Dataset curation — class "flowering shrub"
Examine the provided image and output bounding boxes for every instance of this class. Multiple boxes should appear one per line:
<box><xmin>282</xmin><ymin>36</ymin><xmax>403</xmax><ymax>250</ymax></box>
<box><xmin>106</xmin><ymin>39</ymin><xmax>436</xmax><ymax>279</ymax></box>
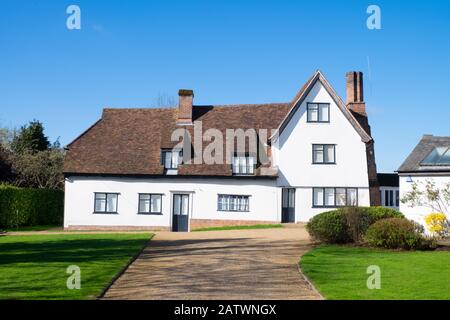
<box><xmin>365</xmin><ymin>218</ymin><xmax>437</xmax><ymax>250</ymax></box>
<box><xmin>424</xmin><ymin>212</ymin><xmax>449</xmax><ymax>238</ymax></box>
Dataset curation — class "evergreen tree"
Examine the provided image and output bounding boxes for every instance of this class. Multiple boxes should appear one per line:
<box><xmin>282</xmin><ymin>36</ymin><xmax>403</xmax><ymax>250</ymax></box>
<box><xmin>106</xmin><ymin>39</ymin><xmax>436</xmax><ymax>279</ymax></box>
<box><xmin>11</xmin><ymin>120</ymin><xmax>50</xmax><ymax>153</ymax></box>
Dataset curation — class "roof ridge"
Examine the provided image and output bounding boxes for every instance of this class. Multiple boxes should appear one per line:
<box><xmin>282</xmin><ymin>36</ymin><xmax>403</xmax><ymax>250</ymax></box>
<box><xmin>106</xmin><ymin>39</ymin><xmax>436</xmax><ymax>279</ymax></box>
<box><xmin>102</xmin><ymin>103</ymin><xmax>290</xmax><ymax>112</ymax></box>
<box><xmin>103</xmin><ymin>107</ymin><xmax>176</xmax><ymax>111</ymax></box>
<box><xmin>195</xmin><ymin>102</ymin><xmax>290</xmax><ymax>108</ymax></box>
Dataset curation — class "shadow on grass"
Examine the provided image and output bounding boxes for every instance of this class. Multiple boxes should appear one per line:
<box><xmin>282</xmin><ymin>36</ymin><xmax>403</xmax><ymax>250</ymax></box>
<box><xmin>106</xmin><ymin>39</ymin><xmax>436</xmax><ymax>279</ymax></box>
<box><xmin>0</xmin><ymin>238</ymin><xmax>150</xmax><ymax>265</ymax></box>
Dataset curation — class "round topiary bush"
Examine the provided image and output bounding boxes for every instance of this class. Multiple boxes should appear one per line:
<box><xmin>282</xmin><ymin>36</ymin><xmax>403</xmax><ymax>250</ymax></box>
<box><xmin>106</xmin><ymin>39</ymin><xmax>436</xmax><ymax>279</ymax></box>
<box><xmin>306</xmin><ymin>210</ymin><xmax>350</xmax><ymax>243</ymax></box>
<box><xmin>306</xmin><ymin>206</ymin><xmax>404</xmax><ymax>244</ymax></box>
<box><xmin>364</xmin><ymin>217</ymin><xmax>436</xmax><ymax>250</ymax></box>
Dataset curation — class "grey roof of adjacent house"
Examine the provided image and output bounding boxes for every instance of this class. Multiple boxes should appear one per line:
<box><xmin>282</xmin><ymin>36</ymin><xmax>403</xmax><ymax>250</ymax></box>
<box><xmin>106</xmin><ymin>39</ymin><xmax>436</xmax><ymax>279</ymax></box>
<box><xmin>397</xmin><ymin>135</ymin><xmax>450</xmax><ymax>174</ymax></box>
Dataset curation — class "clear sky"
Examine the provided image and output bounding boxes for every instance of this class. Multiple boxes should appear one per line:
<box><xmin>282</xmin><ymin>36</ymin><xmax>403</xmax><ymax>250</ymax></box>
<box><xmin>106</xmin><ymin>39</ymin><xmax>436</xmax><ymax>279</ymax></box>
<box><xmin>1</xmin><ymin>0</ymin><xmax>449</xmax><ymax>173</ymax></box>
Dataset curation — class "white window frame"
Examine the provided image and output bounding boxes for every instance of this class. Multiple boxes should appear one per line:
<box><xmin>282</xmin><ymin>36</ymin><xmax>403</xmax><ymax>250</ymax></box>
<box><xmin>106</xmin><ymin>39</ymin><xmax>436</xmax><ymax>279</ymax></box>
<box><xmin>138</xmin><ymin>193</ymin><xmax>163</xmax><ymax>214</ymax></box>
<box><xmin>161</xmin><ymin>149</ymin><xmax>183</xmax><ymax>169</ymax></box>
<box><xmin>232</xmin><ymin>155</ymin><xmax>256</xmax><ymax>175</ymax></box>
<box><xmin>94</xmin><ymin>193</ymin><xmax>119</xmax><ymax>214</ymax></box>
<box><xmin>312</xmin><ymin>188</ymin><xmax>358</xmax><ymax>208</ymax></box>
<box><xmin>218</xmin><ymin>194</ymin><xmax>250</xmax><ymax>212</ymax></box>
<box><xmin>307</xmin><ymin>103</ymin><xmax>330</xmax><ymax>123</ymax></box>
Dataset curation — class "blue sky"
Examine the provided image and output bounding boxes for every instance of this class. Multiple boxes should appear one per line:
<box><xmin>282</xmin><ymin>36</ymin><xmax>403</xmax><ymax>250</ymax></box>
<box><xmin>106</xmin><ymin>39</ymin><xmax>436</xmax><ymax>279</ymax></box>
<box><xmin>1</xmin><ymin>0</ymin><xmax>449</xmax><ymax>172</ymax></box>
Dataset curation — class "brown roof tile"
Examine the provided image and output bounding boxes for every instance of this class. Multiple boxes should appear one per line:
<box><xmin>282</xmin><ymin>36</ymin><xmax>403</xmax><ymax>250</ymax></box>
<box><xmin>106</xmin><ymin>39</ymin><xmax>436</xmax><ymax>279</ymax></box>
<box><xmin>64</xmin><ymin>103</ymin><xmax>291</xmax><ymax>176</ymax></box>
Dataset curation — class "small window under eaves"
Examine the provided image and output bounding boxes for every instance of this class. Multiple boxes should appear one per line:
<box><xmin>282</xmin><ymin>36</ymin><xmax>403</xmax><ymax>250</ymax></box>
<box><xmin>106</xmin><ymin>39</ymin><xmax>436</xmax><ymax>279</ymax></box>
<box><xmin>421</xmin><ymin>147</ymin><xmax>450</xmax><ymax>165</ymax></box>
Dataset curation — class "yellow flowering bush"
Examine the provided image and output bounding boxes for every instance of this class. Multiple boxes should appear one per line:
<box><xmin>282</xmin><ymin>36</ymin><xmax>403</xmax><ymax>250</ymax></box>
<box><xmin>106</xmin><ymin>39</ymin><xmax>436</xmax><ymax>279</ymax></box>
<box><xmin>425</xmin><ymin>212</ymin><xmax>449</xmax><ymax>238</ymax></box>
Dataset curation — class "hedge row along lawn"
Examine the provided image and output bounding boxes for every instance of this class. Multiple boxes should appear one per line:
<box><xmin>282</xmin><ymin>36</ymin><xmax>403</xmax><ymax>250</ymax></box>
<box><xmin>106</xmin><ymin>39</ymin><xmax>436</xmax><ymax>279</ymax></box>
<box><xmin>192</xmin><ymin>224</ymin><xmax>283</xmax><ymax>232</ymax></box>
<box><xmin>0</xmin><ymin>233</ymin><xmax>153</xmax><ymax>300</ymax></box>
<box><xmin>301</xmin><ymin>245</ymin><xmax>450</xmax><ymax>300</ymax></box>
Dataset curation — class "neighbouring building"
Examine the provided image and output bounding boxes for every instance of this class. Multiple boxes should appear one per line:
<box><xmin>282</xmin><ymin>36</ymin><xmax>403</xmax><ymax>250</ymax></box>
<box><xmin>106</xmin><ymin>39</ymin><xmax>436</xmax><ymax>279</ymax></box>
<box><xmin>63</xmin><ymin>70</ymin><xmax>380</xmax><ymax>231</ymax></box>
<box><xmin>398</xmin><ymin>135</ymin><xmax>450</xmax><ymax>225</ymax></box>
<box><xmin>378</xmin><ymin>173</ymin><xmax>400</xmax><ymax>210</ymax></box>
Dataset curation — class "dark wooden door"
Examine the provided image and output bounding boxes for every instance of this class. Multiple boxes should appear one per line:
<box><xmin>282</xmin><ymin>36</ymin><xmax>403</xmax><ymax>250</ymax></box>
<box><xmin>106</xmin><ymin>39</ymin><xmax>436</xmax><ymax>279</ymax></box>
<box><xmin>172</xmin><ymin>194</ymin><xmax>189</xmax><ymax>232</ymax></box>
<box><xmin>281</xmin><ymin>188</ymin><xmax>295</xmax><ymax>223</ymax></box>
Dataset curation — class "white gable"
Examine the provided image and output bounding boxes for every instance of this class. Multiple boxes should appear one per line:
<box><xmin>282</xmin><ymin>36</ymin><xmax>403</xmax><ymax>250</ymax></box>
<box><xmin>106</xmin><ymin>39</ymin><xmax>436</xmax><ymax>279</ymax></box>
<box><xmin>273</xmin><ymin>79</ymin><xmax>369</xmax><ymax>188</ymax></box>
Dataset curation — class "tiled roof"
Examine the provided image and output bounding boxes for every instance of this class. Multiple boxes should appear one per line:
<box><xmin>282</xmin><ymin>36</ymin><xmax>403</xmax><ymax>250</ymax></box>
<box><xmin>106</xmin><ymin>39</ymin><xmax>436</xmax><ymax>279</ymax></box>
<box><xmin>64</xmin><ymin>103</ymin><xmax>291</xmax><ymax>176</ymax></box>
<box><xmin>64</xmin><ymin>71</ymin><xmax>374</xmax><ymax>177</ymax></box>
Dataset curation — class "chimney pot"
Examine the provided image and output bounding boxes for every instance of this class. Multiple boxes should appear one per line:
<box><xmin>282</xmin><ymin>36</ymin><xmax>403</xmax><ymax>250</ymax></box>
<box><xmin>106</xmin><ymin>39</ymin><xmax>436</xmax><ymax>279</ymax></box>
<box><xmin>177</xmin><ymin>89</ymin><xmax>194</xmax><ymax>124</ymax></box>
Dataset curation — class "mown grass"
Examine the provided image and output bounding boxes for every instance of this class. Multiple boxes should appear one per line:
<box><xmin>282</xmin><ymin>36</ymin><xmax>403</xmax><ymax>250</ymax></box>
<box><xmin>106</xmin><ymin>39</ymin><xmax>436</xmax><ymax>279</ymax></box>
<box><xmin>0</xmin><ymin>233</ymin><xmax>152</xmax><ymax>300</ymax></box>
<box><xmin>192</xmin><ymin>224</ymin><xmax>283</xmax><ymax>232</ymax></box>
<box><xmin>3</xmin><ymin>225</ymin><xmax>60</xmax><ymax>232</ymax></box>
<box><xmin>301</xmin><ymin>245</ymin><xmax>450</xmax><ymax>300</ymax></box>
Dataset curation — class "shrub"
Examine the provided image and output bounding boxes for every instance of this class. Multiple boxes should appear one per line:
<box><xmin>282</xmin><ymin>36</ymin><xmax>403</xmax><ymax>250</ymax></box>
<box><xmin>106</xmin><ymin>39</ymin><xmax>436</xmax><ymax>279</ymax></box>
<box><xmin>306</xmin><ymin>206</ymin><xmax>404</xmax><ymax>244</ymax></box>
<box><xmin>424</xmin><ymin>212</ymin><xmax>449</xmax><ymax>238</ymax></box>
<box><xmin>0</xmin><ymin>184</ymin><xmax>64</xmax><ymax>229</ymax></box>
<box><xmin>306</xmin><ymin>210</ymin><xmax>350</xmax><ymax>243</ymax></box>
<box><xmin>365</xmin><ymin>218</ymin><xmax>437</xmax><ymax>250</ymax></box>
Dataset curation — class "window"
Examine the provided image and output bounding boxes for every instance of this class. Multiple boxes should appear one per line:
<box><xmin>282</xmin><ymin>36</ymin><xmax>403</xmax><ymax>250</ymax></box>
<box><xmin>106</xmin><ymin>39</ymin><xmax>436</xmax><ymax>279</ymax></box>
<box><xmin>94</xmin><ymin>193</ymin><xmax>118</xmax><ymax>213</ymax></box>
<box><xmin>421</xmin><ymin>147</ymin><xmax>450</xmax><ymax>165</ymax></box>
<box><xmin>218</xmin><ymin>194</ymin><xmax>250</xmax><ymax>212</ymax></box>
<box><xmin>313</xmin><ymin>144</ymin><xmax>336</xmax><ymax>164</ymax></box>
<box><xmin>313</xmin><ymin>188</ymin><xmax>358</xmax><ymax>207</ymax></box>
<box><xmin>307</xmin><ymin>103</ymin><xmax>330</xmax><ymax>123</ymax></box>
<box><xmin>232</xmin><ymin>155</ymin><xmax>256</xmax><ymax>175</ymax></box>
<box><xmin>138</xmin><ymin>194</ymin><xmax>162</xmax><ymax>214</ymax></box>
<box><xmin>313</xmin><ymin>188</ymin><xmax>324</xmax><ymax>206</ymax></box>
<box><xmin>381</xmin><ymin>188</ymin><xmax>400</xmax><ymax>208</ymax></box>
<box><xmin>395</xmin><ymin>190</ymin><xmax>400</xmax><ymax>207</ymax></box>
<box><xmin>161</xmin><ymin>149</ymin><xmax>183</xmax><ymax>169</ymax></box>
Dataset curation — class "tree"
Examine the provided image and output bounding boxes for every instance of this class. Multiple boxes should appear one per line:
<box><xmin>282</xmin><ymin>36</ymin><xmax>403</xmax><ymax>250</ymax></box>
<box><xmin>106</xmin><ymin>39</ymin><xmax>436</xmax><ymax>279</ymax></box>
<box><xmin>11</xmin><ymin>148</ymin><xmax>65</xmax><ymax>190</ymax></box>
<box><xmin>401</xmin><ymin>179</ymin><xmax>450</xmax><ymax>216</ymax></box>
<box><xmin>0</xmin><ymin>145</ymin><xmax>13</xmax><ymax>182</ymax></box>
<box><xmin>11</xmin><ymin>120</ymin><xmax>50</xmax><ymax>154</ymax></box>
<box><xmin>0</xmin><ymin>126</ymin><xmax>15</xmax><ymax>182</ymax></box>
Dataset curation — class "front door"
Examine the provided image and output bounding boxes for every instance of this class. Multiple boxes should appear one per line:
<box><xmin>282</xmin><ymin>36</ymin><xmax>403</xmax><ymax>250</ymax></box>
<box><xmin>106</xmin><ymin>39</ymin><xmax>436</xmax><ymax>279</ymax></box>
<box><xmin>172</xmin><ymin>194</ymin><xmax>190</xmax><ymax>232</ymax></box>
<box><xmin>281</xmin><ymin>188</ymin><xmax>295</xmax><ymax>223</ymax></box>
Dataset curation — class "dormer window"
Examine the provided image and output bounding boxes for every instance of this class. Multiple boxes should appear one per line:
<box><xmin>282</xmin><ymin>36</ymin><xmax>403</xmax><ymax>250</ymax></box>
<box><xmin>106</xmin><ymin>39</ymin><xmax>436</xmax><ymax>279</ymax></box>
<box><xmin>232</xmin><ymin>155</ymin><xmax>256</xmax><ymax>175</ymax></box>
<box><xmin>307</xmin><ymin>103</ymin><xmax>330</xmax><ymax>123</ymax></box>
<box><xmin>161</xmin><ymin>149</ymin><xmax>183</xmax><ymax>170</ymax></box>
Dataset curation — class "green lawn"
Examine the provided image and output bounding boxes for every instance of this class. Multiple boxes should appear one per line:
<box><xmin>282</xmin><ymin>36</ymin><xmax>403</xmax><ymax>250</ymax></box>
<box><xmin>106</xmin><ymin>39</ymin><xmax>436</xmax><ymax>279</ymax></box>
<box><xmin>0</xmin><ymin>233</ymin><xmax>152</xmax><ymax>300</ymax></box>
<box><xmin>301</xmin><ymin>245</ymin><xmax>450</xmax><ymax>300</ymax></box>
<box><xmin>192</xmin><ymin>224</ymin><xmax>283</xmax><ymax>232</ymax></box>
<box><xmin>3</xmin><ymin>225</ymin><xmax>61</xmax><ymax>232</ymax></box>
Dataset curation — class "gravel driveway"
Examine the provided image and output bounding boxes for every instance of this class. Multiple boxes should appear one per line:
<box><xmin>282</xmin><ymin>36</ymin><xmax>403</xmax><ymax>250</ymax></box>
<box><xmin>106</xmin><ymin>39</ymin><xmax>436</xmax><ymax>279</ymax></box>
<box><xmin>102</xmin><ymin>224</ymin><xmax>322</xmax><ymax>300</ymax></box>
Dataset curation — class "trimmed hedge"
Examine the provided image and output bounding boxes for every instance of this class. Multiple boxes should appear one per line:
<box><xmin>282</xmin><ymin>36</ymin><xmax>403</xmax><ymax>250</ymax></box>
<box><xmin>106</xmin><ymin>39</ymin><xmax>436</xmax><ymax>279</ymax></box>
<box><xmin>0</xmin><ymin>185</ymin><xmax>64</xmax><ymax>229</ymax></box>
<box><xmin>365</xmin><ymin>218</ymin><xmax>437</xmax><ymax>250</ymax></box>
<box><xmin>306</xmin><ymin>206</ymin><xmax>404</xmax><ymax>244</ymax></box>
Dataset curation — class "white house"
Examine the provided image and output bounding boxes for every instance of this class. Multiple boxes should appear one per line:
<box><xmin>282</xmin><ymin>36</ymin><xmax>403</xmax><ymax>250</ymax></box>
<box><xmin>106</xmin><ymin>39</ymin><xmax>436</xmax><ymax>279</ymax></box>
<box><xmin>398</xmin><ymin>135</ymin><xmax>450</xmax><ymax>225</ymax></box>
<box><xmin>63</xmin><ymin>70</ymin><xmax>380</xmax><ymax>231</ymax></box>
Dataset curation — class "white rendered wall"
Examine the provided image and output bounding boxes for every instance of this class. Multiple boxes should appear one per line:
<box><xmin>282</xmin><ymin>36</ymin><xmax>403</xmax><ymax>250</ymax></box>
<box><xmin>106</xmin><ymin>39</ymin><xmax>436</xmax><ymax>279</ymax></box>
<box><xmin>64</xmin><ymin>176</ymin><xmax>280</xmax><ymax>230</ymax></box>
<box><xmin>273</xmin><ymin>80</ymin><xmax>370</xmax><ymax>221</ymax></box>
<box><xmin>399</xmin><ymin>175</ymin><xmax>450</xmax><ymax>226</ymax></box>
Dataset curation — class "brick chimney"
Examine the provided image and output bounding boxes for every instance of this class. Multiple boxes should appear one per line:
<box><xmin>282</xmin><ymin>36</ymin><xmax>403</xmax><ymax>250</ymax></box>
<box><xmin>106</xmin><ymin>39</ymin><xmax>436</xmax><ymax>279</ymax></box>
<box><xmin>346</xmin><ymin>71</ymin><xmax>381</xmax><ymax>206</ymax></box>
<box><xmin>177</xmin><ymin>89</ymin><xmax>194</xmax><ymax>124</ymax></box>
<box><xmin>346</xmin><ymin>71</ymin><xmax>366</xmax><ymax>116</ymax></box>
